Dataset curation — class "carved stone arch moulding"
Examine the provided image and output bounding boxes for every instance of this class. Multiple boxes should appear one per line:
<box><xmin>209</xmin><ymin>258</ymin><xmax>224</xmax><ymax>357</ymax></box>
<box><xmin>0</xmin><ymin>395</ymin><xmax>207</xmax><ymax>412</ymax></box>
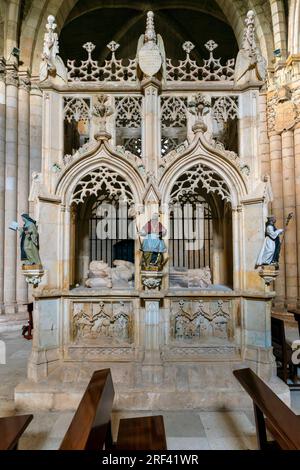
<box><xmin>170</xmin><ymin>163</ymin><xmax>231</xmax><ymax>204</ymax></box>
<box><xmin>70</xmin><ymin>166</ymin><xmax>135</xmax><ymax>206</ymax></box>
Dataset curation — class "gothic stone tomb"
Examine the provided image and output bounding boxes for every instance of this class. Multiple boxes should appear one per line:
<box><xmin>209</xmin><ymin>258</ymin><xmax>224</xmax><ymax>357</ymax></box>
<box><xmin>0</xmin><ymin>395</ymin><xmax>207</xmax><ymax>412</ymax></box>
<box><xmin>15</xmin><ymin>12</ymin><xmax>289</xmax><ymax>411</ymax></box>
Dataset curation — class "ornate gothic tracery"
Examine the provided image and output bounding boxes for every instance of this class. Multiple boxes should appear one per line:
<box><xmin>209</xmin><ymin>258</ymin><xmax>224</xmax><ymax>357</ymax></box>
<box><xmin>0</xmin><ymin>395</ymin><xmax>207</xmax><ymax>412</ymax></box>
<box><xmin>71</xmin><ymin>167</ymin><xmax>134</xmax><ymax>205</ymax></box>
<box><xmin>170</xmin><ymin>164</ymin><xmax>231</xmax><ymax>204</ymax></box>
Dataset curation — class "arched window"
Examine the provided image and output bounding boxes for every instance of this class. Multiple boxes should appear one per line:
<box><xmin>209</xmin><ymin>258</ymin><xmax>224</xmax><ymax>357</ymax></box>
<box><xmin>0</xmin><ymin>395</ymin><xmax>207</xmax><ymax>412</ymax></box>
<box><xmin>70</xmin><ymin>167</ymin><xmax>135</xmax><ymax>286</ymax></box>
<box><xmin>89</xmin><ymin>195</ymin><xmax>134</xmax><ymax>266</ymax></box>
<box><xmin>169</xmin><ymin>164</ymin><xmax>233</xmax><ymax>289</ymax></box>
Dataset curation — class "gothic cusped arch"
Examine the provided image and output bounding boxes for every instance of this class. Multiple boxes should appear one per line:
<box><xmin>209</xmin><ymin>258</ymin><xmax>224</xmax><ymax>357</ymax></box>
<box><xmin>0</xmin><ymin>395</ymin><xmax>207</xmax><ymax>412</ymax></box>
<box><xmin>55</xmin><ymin>142</ymin><xmax>145</xmax><ymax>207</ymax></box>
<box><xmin>160</xmin><ymin>135</ymin><xmax>249</xmax><ymax>209</ymax></box>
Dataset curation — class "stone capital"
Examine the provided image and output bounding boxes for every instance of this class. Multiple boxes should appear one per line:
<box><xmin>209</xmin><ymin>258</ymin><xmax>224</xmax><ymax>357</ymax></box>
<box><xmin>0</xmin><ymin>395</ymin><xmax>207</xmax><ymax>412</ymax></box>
<box><xmin>0</xmin><ymin>57</ymin><xmax>6</xmax><ymax>82</ymax></box>
<box><xmin>140</xmin><ymin>76</ymin><xmax>162</xmax><ymax>95</ymax></box>
<box><xmin>5</xmin><ymin>65</ymin><xmax>19</xmax><ymax>87</ymax></box>
<box><xmin>18</xmin><ymin>71</ymin><xmax>31</xmax><ymax>92</ymax></box>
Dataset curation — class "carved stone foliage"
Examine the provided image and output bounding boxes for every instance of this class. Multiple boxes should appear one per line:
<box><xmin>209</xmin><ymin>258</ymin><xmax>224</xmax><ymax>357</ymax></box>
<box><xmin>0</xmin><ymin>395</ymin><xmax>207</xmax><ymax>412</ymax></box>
<box><xmin>267</xmin><ymin>88</ymin><xmax>300</xmax><ymax>134</ymax></box>
<box><xmin>72</xmin><ymin>301</ymin><xmax>133</xmax><ymax>342</ymax></box>
<box><xmin>161</xmin><ymin>96</ymin><xmax>188</xmax><ymax>128</ymax></box>
<box><xmin>234</xmin><ymin>10</ymin><xmax>266</xmax><ymax>84</ymax></box>
<box><xmin>115</xmin><ymin>96</ymin><xmax>142</xmax><ymax>156</ymax></box>
<box><xmin>71</xmin><ymin>167</ymin><xmax>134</xmax><ymax>205</ymax></box>
<box><xmin>40</xmin><ymin>15</ymin><xmax>68</xmax><ymax>83</ymax></box>
<box><xmin>115</xmin><ymin>96</ymin><xmax>142</xmax><ymax>128</ymax></box>
<box><xmin>166</xmin><ymin>40</ymin><xmax>235</xmax><ymax>81</ymax></box>
<box><xmin>161</xmin><ymin>96</ymin><xmax>188</xmax><ymax>155</ymax></box>
<box><xmin>67</xmin><ymin>41</ymin><xmax>137</xmax><ymax>82</ymax></box>
<box><xmin>170</xmin><ymin>299</ymin><xmax>232</xmax><ymax>342</ymax></box>
<box><xmin>211</xmin><ymin>96</ymin><xmax>239</xmax><ymax>123</ymax></box>
<box><xmin>170</xmin><ymin>163</ymin><xmax>231</xmax><ymax>204</ymax></box>
<box><xmin>63</xmin><ymin>97</ymin><xmax>91</xmax><ymax>123</ymax></box>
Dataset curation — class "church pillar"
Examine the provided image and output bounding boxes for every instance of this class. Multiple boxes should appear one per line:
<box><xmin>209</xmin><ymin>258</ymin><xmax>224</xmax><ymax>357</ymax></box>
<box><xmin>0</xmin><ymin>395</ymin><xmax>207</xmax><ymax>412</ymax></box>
<box><xmin>141</xmin><ymin>78</ymin><xmax>161</xmax><ymax>178</ymax></box>
<box><xmin>29</xmin><ymin>83</ymin><xmax>43</xmax><ymax>178</ymax></box>
<box><xmin>269</xmin><ymin>131</ymin><xmax>286</xmax><ymax>309</ymax></box>
<box><xmin>0</xmin><ymin>60</ymin><xmax>6</xmax><ymax>313</ymax></box>
<box><xmin>16</xmin><ymin>71</ymin><xmax>31</xmax><ymax>310</ymax></box>
<box><xmin>3</xmin><ymin>65</ymin><xmax>18</xmax><ymax>313</ymax></box>
<box><xmin>281</xmin><ymin>130</ymin><xmax>297</xmax><ymax>308</ymax></box>
<box><xmin>259</xmin><ymin>92</ymin><xmax>271</xmax><ymax>177</ymax></box>
<box><xmin>293</xmin><ymin>123</ymin><xmax>300</xmax><ymax>307</ymax></box>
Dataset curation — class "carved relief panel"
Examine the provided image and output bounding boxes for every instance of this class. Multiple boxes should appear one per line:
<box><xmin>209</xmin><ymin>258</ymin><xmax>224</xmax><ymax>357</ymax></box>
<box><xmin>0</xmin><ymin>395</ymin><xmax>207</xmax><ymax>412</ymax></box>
<box><xmin>170</xmin><ymin>299</ymin><xmax>233</xmax><ymax>342</ymax></box>
<box><xmin>72</xmin><ymin>300</ymin><xmax>133</xmax><ymax>344</ymax></box>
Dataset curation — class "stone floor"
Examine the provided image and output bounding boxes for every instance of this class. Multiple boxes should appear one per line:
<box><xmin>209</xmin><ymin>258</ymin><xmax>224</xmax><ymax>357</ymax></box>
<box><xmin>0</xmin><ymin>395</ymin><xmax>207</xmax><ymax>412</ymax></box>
<box><xmin>0</xmin><ymin>329</ymin><xmax>299</xmax><ymax>450</ymax></box>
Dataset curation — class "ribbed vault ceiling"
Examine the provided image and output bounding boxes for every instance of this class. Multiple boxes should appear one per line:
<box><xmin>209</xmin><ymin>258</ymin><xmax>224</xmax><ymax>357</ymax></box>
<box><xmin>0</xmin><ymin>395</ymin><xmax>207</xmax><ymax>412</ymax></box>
<box><xmin>59</xmin><ymin>0</ymin><xmax>238</xmax><ymax>64</ymax></box>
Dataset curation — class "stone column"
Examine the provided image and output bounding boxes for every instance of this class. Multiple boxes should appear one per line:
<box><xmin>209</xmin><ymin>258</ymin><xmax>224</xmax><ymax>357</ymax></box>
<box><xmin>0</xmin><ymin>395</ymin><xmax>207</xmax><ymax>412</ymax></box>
<box><xmin>141</xmin><ymin>299</ymin><xmax>163</xmax><ymax>384</ymax></box>
<box><xmin>16</xmin><ymin>71</ymin><xmax>31</xmax><ymax>310</ymax></box>
<box><xmin>294</xmin><ymin>124</ymin><xmax>300</xmax><ymax>307</ymax></box>
<box><xmin>0</xmin><ymin>60</ymin><xmax>6</xmax><ymax>313</ymax></box>
<box><xmin>3</xmin><ymin>65</ymin><xmax>18</xmax><ymax>313</ymax></box>
<box><xmin>259</xmin><ymin>92</ymin><xmax>271</xmax><ymax>177</ymax></box>
<box><xmin>29</xmin><ymin>83</ymin><xmax>43</xmax><ymax>177</ymax></box>
<box><xmin>141</xmin><ymin>77</ymin><xmax>161</xmax><ymax>178</ymax></box>
<box><xmin>281</xmin><ymin>130</ymin><xmax>297</xmax><ymax>308</ymax></box>
<box><xmin>269</xmin><ymin>132</ymin><xmax>286</xmax><ymax>309</ymax></box>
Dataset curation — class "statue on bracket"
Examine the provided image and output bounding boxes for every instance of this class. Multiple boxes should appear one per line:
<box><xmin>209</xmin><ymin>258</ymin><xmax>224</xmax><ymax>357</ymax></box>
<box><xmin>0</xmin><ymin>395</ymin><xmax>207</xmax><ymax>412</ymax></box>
<box><xmin>139</xmin><ymin>213</ymin><xmax>167</xmax><ymax>270</ymax></box>
<box><xmin>20</xmin><ymin>214</ymin><xmax>42</xmax><ymax>267</ymax></box>
<box><xmin>255</xmin><ymin>216</ymin><xmax>284</xmax><ymax>268</ymax></box>
<box><xmin>9</xmin><ymin>214</ymin><xmax>44</xmax><ymax>286</ymax></box>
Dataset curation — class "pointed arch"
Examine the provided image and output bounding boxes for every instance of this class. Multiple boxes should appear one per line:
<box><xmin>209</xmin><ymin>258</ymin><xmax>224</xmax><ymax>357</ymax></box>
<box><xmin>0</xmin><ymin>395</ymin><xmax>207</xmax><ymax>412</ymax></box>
<box><xmin>55</xmin><ymin>142</ymin><xmax>145</xmax><ymax>207</ymax></box>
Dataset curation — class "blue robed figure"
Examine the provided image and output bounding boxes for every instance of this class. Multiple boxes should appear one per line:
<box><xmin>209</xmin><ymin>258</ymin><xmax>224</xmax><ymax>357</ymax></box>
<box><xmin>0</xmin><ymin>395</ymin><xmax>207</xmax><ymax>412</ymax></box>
<box><xmin>139</xmin><ymin>213</ymin><xmax>167</xmax><ymax>267</ymax></box>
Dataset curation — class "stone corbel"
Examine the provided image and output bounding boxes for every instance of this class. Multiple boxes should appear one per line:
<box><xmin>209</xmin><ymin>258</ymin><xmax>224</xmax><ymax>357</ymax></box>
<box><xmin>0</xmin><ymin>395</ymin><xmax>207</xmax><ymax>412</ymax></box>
<box><xmin>258</xmin><ymin>265</ymin><xmax>279</xmax><ymax>293</ymax></box>
<box><xmin>22</xmin><ymin>265</ymin><xmax>45</xmax><ymax>287</ymax></box>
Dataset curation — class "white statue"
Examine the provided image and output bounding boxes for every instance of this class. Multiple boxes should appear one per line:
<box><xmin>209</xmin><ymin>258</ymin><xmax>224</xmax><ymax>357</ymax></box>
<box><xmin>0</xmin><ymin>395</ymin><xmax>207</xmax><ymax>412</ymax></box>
<box><xmin>255</xmin><ymin>216</ymin><xmax>283</xmax><ymax>268</ymax></box>
<box><xmin>136</xmin><ymin>11</ymin><xmax>166</xmax><ymax>80</ymax></box>
<box><xmin>40</xmin><ymin>15</ymin><xmax>68</xmax><ymax>83</ymax></box>
<box><xmin>234</xmin><ymin>10</ymin><xmax>266</xmax><ymax>85</ymax></box>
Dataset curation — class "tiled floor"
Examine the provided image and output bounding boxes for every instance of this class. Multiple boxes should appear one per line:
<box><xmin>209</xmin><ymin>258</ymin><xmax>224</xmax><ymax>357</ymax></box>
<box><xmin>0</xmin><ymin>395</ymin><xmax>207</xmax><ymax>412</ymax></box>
<box><xmin>0</xmin><ymin>329</ymin><xmax>300</xmax><ymax>450</ymax></box>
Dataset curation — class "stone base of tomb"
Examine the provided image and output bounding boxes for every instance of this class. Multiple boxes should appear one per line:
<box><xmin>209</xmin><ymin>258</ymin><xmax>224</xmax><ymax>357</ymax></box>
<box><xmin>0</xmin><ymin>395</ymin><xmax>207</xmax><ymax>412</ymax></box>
<box><xmin>14</xmin><ymin>355</ymin><xmax>290</xmax><ymax>412</ymax></box>
<box><xmin>15</xmin><ymin>290</ymin><xmax>290</xmax><ymax>412</ymax></box>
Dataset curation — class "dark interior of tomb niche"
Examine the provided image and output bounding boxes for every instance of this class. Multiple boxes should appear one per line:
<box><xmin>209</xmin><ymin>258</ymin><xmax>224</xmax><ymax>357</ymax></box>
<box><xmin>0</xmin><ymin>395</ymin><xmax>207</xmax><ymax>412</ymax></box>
<box><xmin>59</xmin><ymin>1</ymin><xmax>238</xmax><ymax>65</ymax></box>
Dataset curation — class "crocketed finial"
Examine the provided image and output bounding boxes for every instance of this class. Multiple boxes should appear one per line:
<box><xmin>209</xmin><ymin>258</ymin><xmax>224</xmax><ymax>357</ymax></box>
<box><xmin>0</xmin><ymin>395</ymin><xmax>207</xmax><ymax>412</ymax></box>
<box><xmin>145</xmin><ymin>11</ymin><xmax>156</xmax><ymax>43</ymax></box>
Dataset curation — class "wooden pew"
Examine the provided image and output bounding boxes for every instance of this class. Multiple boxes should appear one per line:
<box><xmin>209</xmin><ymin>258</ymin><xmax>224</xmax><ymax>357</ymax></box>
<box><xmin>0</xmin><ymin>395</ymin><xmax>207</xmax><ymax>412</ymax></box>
<box><xmin>233</xmin><ymin>367</ymin><xmax>300</xmax><ymax>450</ymax></box>
<box><xmin>117</xmin><ymin>415</ymin><xmax>167</xmax><ymax>450</ymax></box>
<box><xmin>59</xmin><ymin>368</ymin><xmax>167</xmax><ymax>450</ymax></box>
<box><xmin>22</xmin><ymin>302</ymin><xmax>34</xmax><ymax>340</ymax></box>
<box><xmin>287</xmin><ymin>309</ymin><xmax>300</xmax><ymax>337</ymax></box>
<box><xmin>271</xmin><ymin>316</ymin><xmax>294</xmax><ymax>383</ymax></box>
<box><xmin>0</xmin><ymin>414</ymin><xmax>33</xmax><ymax>450</ymax></box>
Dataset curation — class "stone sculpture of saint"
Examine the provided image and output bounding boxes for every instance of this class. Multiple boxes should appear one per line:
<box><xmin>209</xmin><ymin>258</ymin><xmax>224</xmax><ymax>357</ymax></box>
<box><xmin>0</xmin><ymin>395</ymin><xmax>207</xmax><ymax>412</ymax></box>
<box><xmin>20</xmin><ymin>214</ymin><xmax>42</xmax><ymax>266</ymax></box>
<box><xmin>139</xmin><ymin>213</ymin><xmax>167</xmax><ymax>268</ymax></box>
<box><xmin>255</xmin><ymin>216</ymin><xmax>283</xmax><ymax>268</ymax></box>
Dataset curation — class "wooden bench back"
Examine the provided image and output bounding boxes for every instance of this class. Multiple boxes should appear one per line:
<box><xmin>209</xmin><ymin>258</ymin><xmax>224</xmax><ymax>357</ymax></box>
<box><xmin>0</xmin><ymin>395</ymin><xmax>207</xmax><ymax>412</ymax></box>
<box><xmin>233</xmin><ymin>368</ymin><xmax>300</xmax><ymax>449</ymax></box>
<box><xmin>271</xmin><ymin>316</ymin><xmax>286</xmax><ymax>348</ymax></box>
<box><xmin>59</xmin><ymin>369</ymin><xmax>114</xmax><ymax>450</ymax></box>
<box><xmin>0</xmin><ymin>414</ymin><xmax>33</xmax><ymax>450</ymax></box>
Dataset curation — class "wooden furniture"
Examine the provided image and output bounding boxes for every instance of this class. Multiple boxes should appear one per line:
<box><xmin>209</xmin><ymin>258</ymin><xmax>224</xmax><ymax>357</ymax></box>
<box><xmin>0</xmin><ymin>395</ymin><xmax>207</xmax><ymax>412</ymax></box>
<box><xmin>22</xmin><ymin>302</ymin><xmax>34</xmax><ymax>340</ymax></box>
<box><xmin>117</xmin><ymin>415</ymin><xmax>167</xmax><ymax>450</ymax></box>
<box><xmin>0</xmin><ymin>414</ymin><xmax>33</xmax><ymax>450</ymax></box>
<box><xmin>60</xmin><ymin>368</ymin><xmax>167</xmax><ymax>450</ymax></box>
<box><xmin>271</xmin><ymin>316</ymin><xmax>294</xmax><ymax>383</ymax></box>
<box><xmin>288</xmin><ymin>309</ymin><xmax>300</xmax><ymax>337</ymax></box>
<box><xmin>233</xmin><ymin>368</ymin><xmax>300</xmax><ymax>450</ymax></box>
